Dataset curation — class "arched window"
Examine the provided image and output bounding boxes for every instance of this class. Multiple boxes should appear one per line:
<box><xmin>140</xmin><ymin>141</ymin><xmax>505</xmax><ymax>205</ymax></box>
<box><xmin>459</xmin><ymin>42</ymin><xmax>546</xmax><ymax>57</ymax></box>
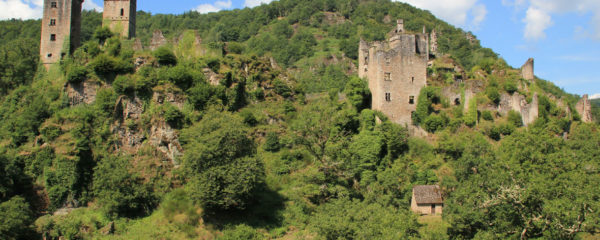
<box><xmin>120</xmin><ymin>8</ymin><xmax>124</xmax><ymax>16</ymax></box>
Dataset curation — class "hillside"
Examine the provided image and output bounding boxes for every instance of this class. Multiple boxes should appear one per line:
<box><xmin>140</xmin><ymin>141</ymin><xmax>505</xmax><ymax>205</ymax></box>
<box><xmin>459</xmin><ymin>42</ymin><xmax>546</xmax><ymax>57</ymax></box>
<box><xmin>0</xmin><ymin>0</ymin><xmax>599</xmax><ymax>239</ymax></box>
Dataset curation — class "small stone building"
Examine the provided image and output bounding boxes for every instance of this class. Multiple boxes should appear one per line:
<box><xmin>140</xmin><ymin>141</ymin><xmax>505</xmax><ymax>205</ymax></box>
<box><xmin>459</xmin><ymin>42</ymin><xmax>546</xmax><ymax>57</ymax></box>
<box><xmin>411</xmin><ymin>185</ymin><xmax>443</xmax><ymax>215</ymax></box>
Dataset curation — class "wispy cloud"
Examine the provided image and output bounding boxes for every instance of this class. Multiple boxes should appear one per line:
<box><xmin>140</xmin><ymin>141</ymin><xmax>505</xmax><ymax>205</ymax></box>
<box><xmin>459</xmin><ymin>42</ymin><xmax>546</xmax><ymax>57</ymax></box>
<box><xmin>396</xmin><ymin>0</ymin><xmax>487</xmax><ymax>31</ymax></box>
<box><xmin>590</xmin><ymin>93</ymin><xmax>600</xmax><ymax>99</ymax></box>
<box><xmin>244</xmin><ymin>0</ymin><xmax>274</xmax><ymax>8</ymax></box>
<box><xmin>0</xmin><ymin>0</ymin><xmax>102</xmax><ymax>20</ymax></box>
<box><xmin>554</xmin><ymin>55</ymin><xmax>600</xmax><ymax>62</ymax></box>
<box><xmin>195</xmin><ymin>0</ymin><xmax>232</xmax><ymax>14</ymax></box>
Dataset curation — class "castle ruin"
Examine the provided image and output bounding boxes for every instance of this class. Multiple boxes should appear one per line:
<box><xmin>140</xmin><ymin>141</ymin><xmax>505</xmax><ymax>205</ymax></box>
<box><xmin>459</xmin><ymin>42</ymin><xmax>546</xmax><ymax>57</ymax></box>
<box><xmin>521</xmin><ymin>58</ymin><xmax>534</xmax><ymax>81</ymax></box>
<box><xmin>359</xmin><ymin>19</ymin><xmax>429</xmax><ymax>125</ymax></box>
<box><xmin>576</xmin><ymin>94</ymin><xmax>594</xmax><ymax>123</ymax></box>
<box><xmin>103</xmin><ymin>0</ymin><xmax>137</xmax><ymax>39</ymax></box>
<box><xmin>430</xmin><ymin>29</ymin><xmax>438</xmax><ymax>55</ymax></box>
<box><xmin>40</xmin><ymin>0</ymin><xmax>83</xmax><ymax>67</ymax></box>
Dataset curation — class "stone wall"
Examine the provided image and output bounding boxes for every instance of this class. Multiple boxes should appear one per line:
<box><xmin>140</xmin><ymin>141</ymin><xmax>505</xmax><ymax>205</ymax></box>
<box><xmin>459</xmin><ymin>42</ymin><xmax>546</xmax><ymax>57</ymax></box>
<box><xmin>410</xmin><ymin>194</ymin><xmax>443</xmax><ymax>215</ymax></box>
<box><xmin>576</xmin><ymin>94</ymin><xmax>593</xmax><ymax>123</ymax></box>
<box><xmin>65</xmin><ymin>79</ymin><xmax>99</xmax><ymax>105</ymax></box>
<box><xmin>149</xmin><ymin>30</ymin><xmax>167</xmax><ymax>51</ymax></box>
<box><xmin>521</xmin><ymin>58</ymin><xmax>534</xmax><ymax>81</ymax></box>
<box><xmin>103</xmin><ymin>0</ymin><xmax>136</xmax><ymax>39</ymax></box>
<box><xmin>359</xmin><ymin>20</ymin><xmax>428</xmax><ymax>126</ymax></box>
<box><xmin>40</xmin><ymin>0</ymin><xmax>83</xmax><ymax>67</ymax></box>
<box><xmin>498</xmin><ymin>92</ymin><xmax>539</xmax><ymax>126</ymax></box>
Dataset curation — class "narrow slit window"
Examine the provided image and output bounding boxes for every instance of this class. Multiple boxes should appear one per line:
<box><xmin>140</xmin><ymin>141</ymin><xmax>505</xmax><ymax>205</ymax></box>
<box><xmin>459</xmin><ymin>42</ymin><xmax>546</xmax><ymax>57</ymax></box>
<box><xmin>50</xmin><ymin>19</ymin><xmax>56</xmax><ymax>26</ymax></box>
<box><xmin>47</xmin><ymin>53</ymin><xmax>52</xmax><ymax>58</ymax></box>
<box><xmin>120</xmin><ymin>8</ymin><xmax>125</xmax><ymax>16</ymax></box>
<box><xmin>50</xmin><ymin>34</ymin><xmax>56</xmax><ymax>41</ymax></box>
<box><xmin>385</xmin><ymin>93</ymin><xmax>391</xmax><ymax>102</ymax></box>
<box><xmin>50</xmin><ymin>2</ymin><xmax>57</xmax><ymax>8</ymax></box>
<box><xmin>409</xmin><ymin>96</ymin><xmax>415</xmax><ymax>104</ymax></box>
<box><xmin>411</xmin><ymin>77</ymin><xmax>414</xmax><ymax>83</ymax></box>
<box><xmin>384</xmin><ymin>72</ymin><xmax>391</xmax><ymax>81</ymax></box>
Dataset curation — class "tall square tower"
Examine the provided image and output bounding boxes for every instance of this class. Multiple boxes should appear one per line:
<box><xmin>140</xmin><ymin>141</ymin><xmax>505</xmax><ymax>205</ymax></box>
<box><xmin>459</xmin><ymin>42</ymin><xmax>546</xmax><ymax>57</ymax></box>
<box><xmin>40</xmin><ymin>0</ymin><xmax>83</xmax><ymax>67</ymax></box>
<box><xmin>103</xmin><ymin>0</ymin><xmax>137</xmax><ymax>39</ymax></box>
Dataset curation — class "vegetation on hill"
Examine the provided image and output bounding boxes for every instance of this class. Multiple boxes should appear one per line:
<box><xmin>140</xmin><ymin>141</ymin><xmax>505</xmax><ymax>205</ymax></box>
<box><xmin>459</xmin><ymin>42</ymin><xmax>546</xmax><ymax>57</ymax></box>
<box><xmin>0</xmin><ymin>0</ymin><xmax>598</xmax><ymax>239</ymax></box>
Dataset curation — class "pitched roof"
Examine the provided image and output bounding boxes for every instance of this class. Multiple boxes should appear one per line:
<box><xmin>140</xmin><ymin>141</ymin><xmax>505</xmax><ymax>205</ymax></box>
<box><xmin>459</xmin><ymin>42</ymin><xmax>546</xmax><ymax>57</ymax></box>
<box><xmin>413</xmin><ymin>185</ymin><xmax>443</xmax><ymax>204</ymax></box>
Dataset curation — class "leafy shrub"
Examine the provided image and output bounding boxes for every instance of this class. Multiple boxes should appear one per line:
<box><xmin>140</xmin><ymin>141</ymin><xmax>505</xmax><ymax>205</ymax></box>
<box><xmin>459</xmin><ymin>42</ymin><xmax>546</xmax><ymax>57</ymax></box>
<box><xmin>112</xmin><ymin>75</ymin><xmax>135</xmax><ymax>95</ymax></box>
<box><xmin>66</xmin><ymin>65</ymin><xmax>88</xmax><ymax>83</ymax></box>
<box><xmin>263</xmin><ymin>131</ymin><xmax>280</xmax><ymax>152</ymax></box>
<box><xmin>153</xmin><ymin>47</ymin><xmax>177</xmax><ymax>66</ymax></box>
<box><xmin>486</xmin><ymin>87</ymin><xmax>500</xmax><ymax>105</ymax></box>
<box><xmin>240</xmin><ymin>109</ymin><xmax>258</xmax><ymax>126</ymax></box>
<box><xmin>273</xmin><ymin>79</ymin><xmax>292</xmax><ymax>98</ymax></box>
<box><xmin>481</xmin><ymin>110</ymin><xmax>494</xmax><ymax>121</ymax></box>
<box><xmin>163</xmin><ymin>104</ymin><xmax>184</xmax><ymax>128</ymax></box>
<box><xmin>93</xmin><ymin>26</ymin><xmax>113</xmax><ymax>43</ymax></box>
<box><xmin>218</xmin><ymin>224</ymin><xmax>262</xmax><ymax>240</ymax></box>
<box><xmin>424</xmin><ymin>114</ymin><xmax>448</xmax><ymax>133</ymax></box>
<box><xmin>503</xmin><ymin>81</ymin><xmax>518</xmax><ymax>94</ymax></box>
<box><xmin>508</xmin><ymin>110</ymin><xmax>523</xmax><ymax>127</ymax></box>
<box><xmin>0</xmin><ymin>196</ymin><xmax>33</xmax><ymax>239</ymax></box>
<box><xmin>226</xmin><ymin>42</ymin><xmax>245</xmax><ymax>54</ymax></box>
<box><xmin>89</xmin><ymin>54</ymin><xmax>131</xmax><ymax>78</ymax></box>
<box><xmin>93</xmin><ymin>156</ymin><xmax>157</xmax><ymax>218</ymax></box>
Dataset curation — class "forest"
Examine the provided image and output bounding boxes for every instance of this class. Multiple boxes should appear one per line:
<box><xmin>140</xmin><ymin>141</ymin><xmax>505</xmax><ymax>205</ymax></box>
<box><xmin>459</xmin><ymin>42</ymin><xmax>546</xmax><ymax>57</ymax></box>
<box><xmin>0</xmin><ymin>0</ymin><xmax>599</xmax><ymax>239</ymax></box>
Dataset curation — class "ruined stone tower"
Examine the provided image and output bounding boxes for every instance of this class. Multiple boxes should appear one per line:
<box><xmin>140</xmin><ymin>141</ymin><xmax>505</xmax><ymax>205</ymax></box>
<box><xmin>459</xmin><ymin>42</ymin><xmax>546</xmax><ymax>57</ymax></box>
<box><xmin>40</xmin><ymin>0</ymin><xmax>83</xmax><ymax>67</ymax></box>
<box><xmin>359</xmin><ymin>19</ymin><xmax>429</xmax><ymax>125</ymax></box>
<box><xmin>430</xmin><ymin>29</ymin><xmax>438</xmax><ymax>54</ymax></box>
<box><xmin>576</xmin><ymin>94</ymin><xmax>594</xmax><ymax>123</ymax></box>
<box><xmin>521</xmin><ymin>58</ymin><xmax>534</xmax><ymax>81</ymax></box>
<box><xmin>103</xmin><ymin>0</ymin><xmax>137</xmax><ymax>39</ymax></box>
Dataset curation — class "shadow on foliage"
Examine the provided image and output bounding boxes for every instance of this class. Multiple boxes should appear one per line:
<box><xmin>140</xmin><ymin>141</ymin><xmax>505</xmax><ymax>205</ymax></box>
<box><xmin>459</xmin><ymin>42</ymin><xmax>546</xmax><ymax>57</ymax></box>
<box><xmin>202</xmin><ymin>183</ymin><xmax>286</xmax><ymax>230</ymax></box>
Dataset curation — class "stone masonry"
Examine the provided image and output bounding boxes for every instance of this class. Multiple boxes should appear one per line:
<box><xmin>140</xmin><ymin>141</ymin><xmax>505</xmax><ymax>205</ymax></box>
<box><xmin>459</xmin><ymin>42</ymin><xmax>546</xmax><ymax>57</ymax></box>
<box><xmin>40</xmin><ymin>0</ymin><xmax>83</xmax><ymax>68</ymax></box>
<box><xmin>521</xmin><ymin>58</ymin><xmax>534</xmax><ymax>81</ymax></box>
<box><xmin>576</xmin><ymin>94</ymin><xmax>594</xmax><ymax>123</ymax></box>
<box><xmin>103</xmin><ymin>0</ymin><xmax>137</xmax><ymax>39</ymax></box>
<box><xmin>359</xmin><ymin>19</ymin><xmax>428</xmax><ymax>125</ymax></box>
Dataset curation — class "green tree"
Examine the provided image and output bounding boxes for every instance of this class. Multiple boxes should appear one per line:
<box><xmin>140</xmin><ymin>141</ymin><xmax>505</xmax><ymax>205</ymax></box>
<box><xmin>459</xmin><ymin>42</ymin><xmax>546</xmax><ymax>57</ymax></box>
<box><xmin>0</xmin><ymin>196</ymin><xmax>34</xmax><ymax>240</ymax></box>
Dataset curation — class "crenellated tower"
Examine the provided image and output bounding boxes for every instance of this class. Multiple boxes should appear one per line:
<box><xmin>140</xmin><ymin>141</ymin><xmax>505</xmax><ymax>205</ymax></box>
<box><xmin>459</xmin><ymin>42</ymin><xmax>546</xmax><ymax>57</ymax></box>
<box><xmin>359</xmin><ymin>19</ymin><xmax>429</xmax><ymax>126</ymax></box>
<box><xmin>40</xmin><ymin>0</ymin><xmax>83</xmax><ymax>68</ymax></box>
<box><xmin>103</xmin><ymin>0</ymin><xmax>137</xmax><ymax>39</ymax></box>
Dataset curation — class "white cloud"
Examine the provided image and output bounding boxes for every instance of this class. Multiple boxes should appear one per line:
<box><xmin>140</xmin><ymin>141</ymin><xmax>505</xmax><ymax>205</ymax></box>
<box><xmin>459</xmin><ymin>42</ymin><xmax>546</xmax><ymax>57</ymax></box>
<box><xmin>83</xmin><ymin>0</ymin><xmax>103</xmax><ymax>12</ymax></box>
<box><xmin>195</xmin><ymin>0</ymin><xmax>232</xmax><ymax>14</ymax></box>
<box><xmin>396</xmin><ymin>0</ymin><xmax>487</xmax><ymax>30</ymax></box>
<box><xmin>0</xmin><ymin>0</ymin><xmax>42</xmax><ymax>19</ymax></box>
<box><xmin>517</xmin><ymin>0</ymin><xmax>600</xmax><ymax>41</ymax></box>
<box><xmin>590</xmin><ymin>93</ymin><xmax>600</xmax><ymax>99</ymax></box>
<box><xmin>523</xmin><ymin>7</ymin><xmax>552</xmax><ymax>40</ymax></box>
<box><xmin>244</xmin><ymin>0</ymin><xmax>274</xmax><ymax>8</ymax></box>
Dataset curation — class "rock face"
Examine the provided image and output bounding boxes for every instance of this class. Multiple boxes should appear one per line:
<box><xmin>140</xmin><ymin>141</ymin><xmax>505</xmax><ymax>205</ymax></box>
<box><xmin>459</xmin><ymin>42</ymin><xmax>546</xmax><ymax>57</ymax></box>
<box><xmin>576</xmin><ymin>94</ymin><xmax>593</xmax><ymax>123</ymax></box>
<box><xmin>498</xmin><ymin>93</ymin><xmax>539</xmax><ymax>126</ymax></box>
<box><xmin>149</xmin><ymin>121</ymin><xmax>183</xmax><ymax>165</ymax></box>
<box><xmin>66</xmin><ymin>79</ymin><xmax>99</xmax><ymax>106</ymax></box>
<box><xmin>149</xmin><ymin>29</ymin><xmax>167</xmax><ymax>51</ymax></box>
<box><xmin>112</xmin><ymin>96</ymin><xmax>145</xmax><ymax>151</ymax></box>
<box><xmin>203</xmin><ymin>68</ymin><xmax>220</xmax><ymax>86</ymax></box>
<box><xmin>322</xmin><ymin>12</ymin><xmax>346</xmax><ymax>25</ymax></box>
<box><xmin>152</xmin><ymin>88</ymin><xmax>186</xmax><ymax>109</ymax></box>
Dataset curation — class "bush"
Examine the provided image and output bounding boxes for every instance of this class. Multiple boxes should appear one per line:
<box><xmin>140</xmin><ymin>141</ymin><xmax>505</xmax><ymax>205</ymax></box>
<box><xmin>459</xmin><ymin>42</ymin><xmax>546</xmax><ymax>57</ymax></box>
<box><xmin>66</xmin><ymin>65</ymin><xmax>88</xmax><ymax>83</ymax></box>
<box><xmin>240</xmin><ymin>109</ymin><xmax>258</xmax><ymax>126</ymax></box>
<box><xmin>424</xmin><ymin>114</ymin><xmax>448</xmax><ymax>133</ymax></box>
<box><xmin>263</xmin><ymin>132</ymin><xmax>280</xmax><ymax>152</ymax></box>
<box><xmin>481</xmin><ymin>110</ymin><xmax>494</xmax><ymax>121</ymax></box>
<box><xmin>163</xmin><ymin>104</ymin><xmax>184</xmax><ymax>128</ymax></box>
<box><xmin>153</xmin><ymin>47</ymin><xmax>177</xmax><ymax>66</ymax></box>
<box><xmin>508</xmin><ymin>110</ymin><xmax>523</xmax><ymax>127</ymax></box>
<box><xmin>93</xmin><ymin>26</ymin><xmax>113</xmax><ymax>43</ymax></box>
<box><xmin>503</xmin><ymin>81</ymin><xmax>518</xmax><ymax>94</ymax></box>
<box><xmin>273</xmin><ymin>79</ymin><xmax>292</xmax><ymax>98</ymax></box>
<box><xmin>112</xmin><ymin>75</ymin><xmax>135</xmax><ymax>95</ymax></box>
<box><xmin>486</xmin><ymin>87</ymin><xmax>500</xmax><ymax>105</ymax></box>
<box><xmin>0</xmin><ymin>196</ymin><xmax>34</xmax><ymax>239</ymax></box>
<box><xmin>226</xmin><ymin>42</ymin><xmax>245</xmax><ymax>54</ymax></box>
<box><xmin>218</xmin><ymin>224</ymin><xmax>262</xmax><ymax>240</ymax></box>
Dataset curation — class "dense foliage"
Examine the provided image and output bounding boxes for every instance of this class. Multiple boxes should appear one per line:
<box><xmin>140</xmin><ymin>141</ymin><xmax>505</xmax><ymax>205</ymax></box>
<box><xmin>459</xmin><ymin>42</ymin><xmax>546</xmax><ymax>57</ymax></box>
<box><xmin>0</xmin><ymin>0</ymin><xmax>597</xmax><ymax>239</ymax></box>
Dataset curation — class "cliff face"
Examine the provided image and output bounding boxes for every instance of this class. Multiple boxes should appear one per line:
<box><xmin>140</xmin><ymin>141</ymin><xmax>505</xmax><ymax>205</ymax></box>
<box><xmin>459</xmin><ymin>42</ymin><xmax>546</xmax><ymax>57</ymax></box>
<box><xmin>66</xmin><ymin>79</ymin><xmax>99</xmax><ymax>106</ymax></box>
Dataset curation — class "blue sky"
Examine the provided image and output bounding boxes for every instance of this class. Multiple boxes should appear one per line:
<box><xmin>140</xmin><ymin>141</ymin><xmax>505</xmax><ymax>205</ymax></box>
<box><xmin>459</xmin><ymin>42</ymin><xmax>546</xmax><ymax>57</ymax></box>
<box><xmin>1</xmin><ymin>0</ymin><xmax>599</xmax><ymax>97</ymax></box>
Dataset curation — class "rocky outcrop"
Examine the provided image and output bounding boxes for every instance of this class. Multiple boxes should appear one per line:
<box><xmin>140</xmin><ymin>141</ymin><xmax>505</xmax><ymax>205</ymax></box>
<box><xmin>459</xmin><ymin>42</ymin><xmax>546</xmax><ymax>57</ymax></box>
<box><xmin>149</xmin><ymin>29</ymin><xmax>167</xmax><ymax>51</ymax></box>
<box><xmin>498</xmin><ymin>93</ymin><xmax>539</xmax><ymax>126</ymax></box>
<box><xmin>112</xmin><ymin>96</ymin><xmax>145</xmax><ymax>151</ymax></box>
<box><xmin>203</xmin><ymin>68</ymin><xmax>220</xmax><ymax>86</ymax></box>
<box><xmin>152</xmin><ymin>88</ymin><xmax>185</xmax><ymax>109</ymax></box>
<box><xmin>576</xmin><ymin>94</ymin><xmax>593</xmax><ymax>123</ymax></box>
<box><xmin>322</xmin><ymin>12</ymin><xmax>346</xmax><ymax>25</ymax></box>
<box><xmin>65</xmin><ymin>79</ymin><xmax>99</xmax><ymax>106</ymax></box>
<box><xmin>133</xmin><ymin>38</ymin><xmax>143</xmax><ymax>51</ymax></box>
<box><xmin>134</xmin><ymin>57</ymin><xmax>149</xmax><ymax>71</ymax></box>
<box><xmin>149</xmin><ymin>121</ymin><xmax>183</xmax><ymax>165</ymax></box>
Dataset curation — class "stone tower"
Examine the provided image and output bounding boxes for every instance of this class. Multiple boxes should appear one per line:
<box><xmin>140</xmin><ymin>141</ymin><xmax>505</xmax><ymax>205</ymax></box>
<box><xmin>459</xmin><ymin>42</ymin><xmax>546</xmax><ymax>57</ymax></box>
<box><xmin>521</xmin><ymin>58</ymin><xmax>534</xmax><ymax>81</ymax></box>
<box><xmin>359</xmin><ymin>19</ymin><xmax>429</xmax><ymax>126</ymax></box>
<box><xmin>40</xmin><ymin>0</ymin><xmax>83</xmax><ymax>67</ymax></box>
<box><xmin>103</xmin><ymin>0</ymin><xmax>137</xmax><ymax>39</ymax></box>
<box><xmin>576</xmin><ymin>94</ymin><xmax>593</xmax><ymax>123</ymax></box>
